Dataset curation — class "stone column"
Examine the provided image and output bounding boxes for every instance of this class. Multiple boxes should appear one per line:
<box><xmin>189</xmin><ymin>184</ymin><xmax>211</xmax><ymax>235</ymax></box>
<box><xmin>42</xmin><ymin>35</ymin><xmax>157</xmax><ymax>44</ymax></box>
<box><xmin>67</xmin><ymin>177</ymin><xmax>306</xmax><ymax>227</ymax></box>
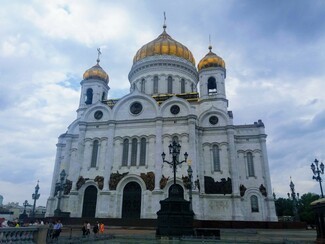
<box><xmin>63</xmin><ymin>137</ymin><xmax>72</xmax><ymax>175</ymax></box>
<box><xmin>97</xmin><ymin>123</ymin><xmax>115</xmax><ymax>218</ymax></box>
<box><xmin>226</xmin><ymin>127</ymin><xmax>244</xmax><ymax>220</ymax></box>
<box><xmin>103</xmin><ymin>123</ymin><xmax>116</xmax><ymax>191</ymax></box>
<box><xmin>50</xmin><ymin>142</ymin><xmax>64</xmax><ymax>197</ymax></box>
<box><xmin>154</xmin><ymin>118</ymin><xmax>163</xmax><ymax>190</ymax></box>
<box><xmin>188</xmin><ymin>117</ymin><xmax>197</xmax><ymax>179</ymax></box>
<box><xmin>74</xmin><ymin>125</ymin><xmax>86</xmax><ymax>190</ymax></box>
<box><xmin>98</xmin><ymin>139</ymin><xmax>105</xmax><ymax>170</ymax></box>
<box><xmin>259</xmin><ymin>136</ymin><xmax>278</xmax><ymax>221</ymax></box>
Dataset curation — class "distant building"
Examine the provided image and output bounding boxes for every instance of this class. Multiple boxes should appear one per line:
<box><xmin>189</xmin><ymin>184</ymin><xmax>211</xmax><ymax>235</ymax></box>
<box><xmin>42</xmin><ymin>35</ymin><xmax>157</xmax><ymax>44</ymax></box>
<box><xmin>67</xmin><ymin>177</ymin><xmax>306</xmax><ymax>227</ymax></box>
<box><xmin>2</xmin><ymin>202</ymin><xmax>46</xmax><ymax>219</ymax></box>
<box><xmin>46</xmin><ymin>24</ymin><xmax>277</xmax><ymax>221</ymax></box>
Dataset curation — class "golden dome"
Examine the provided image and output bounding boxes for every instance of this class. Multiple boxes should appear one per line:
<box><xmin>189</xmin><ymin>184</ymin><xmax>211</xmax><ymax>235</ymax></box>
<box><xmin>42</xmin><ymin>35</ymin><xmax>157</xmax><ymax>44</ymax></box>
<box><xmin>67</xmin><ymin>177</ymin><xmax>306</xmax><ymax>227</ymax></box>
<box><xmin>198</xmin><ymin>46</ymin><xmax>225</xmax><ymax>71</ymax></box>
<box><xmin>83</xmin><ymin>62</ymin><xmax>109</xmax><ymax>83</ymax></box>
<box><xmin>133</xmin><ymin>27</ymin><xmax>195</xmax><ymax>65</ymax></box>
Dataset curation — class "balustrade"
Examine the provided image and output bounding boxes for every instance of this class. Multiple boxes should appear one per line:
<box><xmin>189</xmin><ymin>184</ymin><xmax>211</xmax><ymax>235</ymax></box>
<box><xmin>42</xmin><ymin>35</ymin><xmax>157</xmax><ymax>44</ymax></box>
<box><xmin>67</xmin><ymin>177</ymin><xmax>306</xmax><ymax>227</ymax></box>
<box><xmin>0</xmin><ymin>226</ymin><xmax>47</xmax><ymax>243</ymax></box>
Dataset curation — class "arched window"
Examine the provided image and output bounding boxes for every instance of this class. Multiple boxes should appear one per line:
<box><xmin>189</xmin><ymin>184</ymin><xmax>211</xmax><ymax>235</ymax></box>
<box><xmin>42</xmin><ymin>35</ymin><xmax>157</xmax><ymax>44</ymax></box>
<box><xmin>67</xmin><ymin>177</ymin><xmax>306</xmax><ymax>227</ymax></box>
<box><xmin>153</xmin><ymin>76</ymin><xmax>158</xmax><ymax>93</ymax></box>
<box><xmin>181</xmin><ymin>79</ymin><xmax>185</xmax><ymax>93</ymax></box>
<box><xmin>172</xmin><ymin>136</ymin><xmax>179</xmax><ymax>143</ymax></box>
<box><xmin>85</xmin><ymin>88</ymin><xmax>93</xmax><ymax>104</ymax></box>
<box><xmin>140</xmin><ymin>138</ymin><xmax>146</xmax><ymax>166</ymax></box>
<box><xmin>250</xmin><ymin>195</ymin><xmax>259</xmax><ymax>212</ymax></box>
<box><xmin>131</xmin><ymin>138</ymin><xmax>138</xmax><ymax>166</ymax></box>
<box><xmin>247</xmin><ymin>152</ymin><xmax>255</xmax><ymax>177</ymax></box>
<box><xmin>207</xmin><ymin>77</ymin><xmax>217</xmax><ymax>95</ymax></box>
<box><xmin>141</xmin><ymin>79</ymin><xmax>145</xmax><ymax>92</ymax></box>
<box><xmin>91</xmin><ymin>140</ymin><xmax>99</xmax><ymax>168</ymax></box>
<box><xmin>167</xmin><ymin>76</ymin><xmax>173</xmax><ymax>93</ymax></box>
<box><xmin>101</xmin><ymin>92</ymin><xmax>106</xmax><ymax>101</ymax></box>
<box><xmin>212</xmin><ymin>145</ymin><xmax>220</xmax><ymax>171</ymax></box>
<box><xmin>122</xmin><ymin>139</ymin><xmax>129</xmax><ymax>166</ymax></box>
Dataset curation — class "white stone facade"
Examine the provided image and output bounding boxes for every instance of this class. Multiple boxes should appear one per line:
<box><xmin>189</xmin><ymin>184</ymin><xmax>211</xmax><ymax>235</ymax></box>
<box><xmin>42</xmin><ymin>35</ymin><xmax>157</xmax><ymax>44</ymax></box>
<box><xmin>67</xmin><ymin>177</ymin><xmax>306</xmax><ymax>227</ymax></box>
<box><xmin>46</xmin><ymin>31</ymin><xmax>277</xmax><ymax>222</ymax></box>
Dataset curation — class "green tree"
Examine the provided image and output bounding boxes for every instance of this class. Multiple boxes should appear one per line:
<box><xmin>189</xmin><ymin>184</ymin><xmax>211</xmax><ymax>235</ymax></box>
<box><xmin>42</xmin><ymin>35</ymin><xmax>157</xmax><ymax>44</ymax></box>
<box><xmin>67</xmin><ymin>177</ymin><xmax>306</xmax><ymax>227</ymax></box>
<box><xmin>298</xmin><ymin>192</ymin><xmax>320</xmax><ymax>225</ymax></box>
<box><xmin>275</xmin><ymin>197</ymin><xmax>293</xmax><ymax>217</ymax></box>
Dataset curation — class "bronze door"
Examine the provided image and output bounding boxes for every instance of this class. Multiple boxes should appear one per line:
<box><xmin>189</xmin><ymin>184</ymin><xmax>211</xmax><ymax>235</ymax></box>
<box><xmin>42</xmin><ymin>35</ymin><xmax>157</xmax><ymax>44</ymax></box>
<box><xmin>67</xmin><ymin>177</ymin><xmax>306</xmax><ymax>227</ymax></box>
<box><xmin>122</xmin><ymin>182</ymin><xmax>141</xmax><ymax>219</ymax></box>
<box><xmin>82</xmin><ymin>185</ymin><xmax>97</xmax><ymax>217</ymax></box>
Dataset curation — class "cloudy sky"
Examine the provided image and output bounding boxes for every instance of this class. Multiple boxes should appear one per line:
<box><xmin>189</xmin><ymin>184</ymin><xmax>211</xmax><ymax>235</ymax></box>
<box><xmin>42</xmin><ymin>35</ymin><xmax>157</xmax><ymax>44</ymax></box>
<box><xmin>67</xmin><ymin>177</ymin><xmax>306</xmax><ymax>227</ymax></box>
<box><xmin>1</xmin><ymin>0</ymin><xmax>325</xmax><ymax>207</ymax></box>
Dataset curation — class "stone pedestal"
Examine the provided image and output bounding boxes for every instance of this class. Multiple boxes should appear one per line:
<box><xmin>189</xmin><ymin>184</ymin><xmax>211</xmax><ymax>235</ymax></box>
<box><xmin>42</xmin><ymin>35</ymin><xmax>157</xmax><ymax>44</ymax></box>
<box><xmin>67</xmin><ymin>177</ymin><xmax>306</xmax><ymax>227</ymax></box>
<box><xmin>312</xmin><ymin>198</ymin><xmax>325</xmax><ymax>244</ymax></box>
<box><xmin>53</xmin><ymin>209</ymin><xmax>70</xmax><ymax>218</ymax></box>
<box><xmin>156</xmin><ymin>184</ymin><xmax>194</xmax><ymax>237</ymax></box>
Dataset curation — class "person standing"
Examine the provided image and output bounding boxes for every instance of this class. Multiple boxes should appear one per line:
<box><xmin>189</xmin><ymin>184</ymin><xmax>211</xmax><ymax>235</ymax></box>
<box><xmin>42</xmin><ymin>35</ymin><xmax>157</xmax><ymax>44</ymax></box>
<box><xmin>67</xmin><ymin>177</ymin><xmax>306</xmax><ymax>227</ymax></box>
<box><xmin>52</xmin><ymin>220</ymin><xmax>63</xmax><ymax>240</ymax></box>
<box><xmin>93</xmin><ymin>221</ymin><xmax>99</xmax><ymax>236</ymax></box>
<box><xmin>86</xmin><ymin>221</ymin><xmax>91</xmax><ymax>236</ymax></box>
<box><xmin>99</xmin><ymin>222</ymin><xmax>105</xmax><ymax>234</ymax></box>
<box><xmin>82</xmin><ymin>222</ymin><xmax>87</xmax><ymax>236</ymax></box>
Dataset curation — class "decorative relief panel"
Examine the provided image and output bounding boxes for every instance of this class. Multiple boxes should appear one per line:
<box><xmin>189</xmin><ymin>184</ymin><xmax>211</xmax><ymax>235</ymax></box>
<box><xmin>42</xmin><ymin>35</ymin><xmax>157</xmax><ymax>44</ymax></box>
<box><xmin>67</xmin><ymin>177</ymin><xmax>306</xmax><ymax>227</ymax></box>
<box><xmin>140</xmin><ymin>171</ymin><xmax>155</xmax><ymax>191</ymax></box>
<box><xmin>160</xmin><ymin>175</ymin><xmax>169</xmax><ymax>189</ymax></box>
<box><xmin>109</xmin><ymin>171</ymin><xmax>129</xmax><ymax>190</ymax></box>
<box><xmin>76</xmin><ymin>176</ymin><xmax>87</xmax><ymax>190</ymax></box>
<box><xmin>204</xmin><ymin>176</ymin><xmax>232</xmax><ymax>194</ymax></box>
<box><xmin>259</xmin><ymin>184</ymin><xmax>267</xmax><ymax>197</ymax></box>
<box><xmin>240</xmin><ymin>184</ymin><xmax>247</xmax><ymax>197</ymax></box>
<box><xmin>94</xmin><ymin>176</ymin><xmax>104</xmax><ymax>190</ymax></box>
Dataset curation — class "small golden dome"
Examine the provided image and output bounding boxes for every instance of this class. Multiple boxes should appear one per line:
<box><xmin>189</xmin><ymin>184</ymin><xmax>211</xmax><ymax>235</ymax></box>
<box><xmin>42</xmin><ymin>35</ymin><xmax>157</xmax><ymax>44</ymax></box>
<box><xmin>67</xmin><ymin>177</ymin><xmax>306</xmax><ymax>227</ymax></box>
<box><xmin>133</xmin><ymin>27</ymin><xmax>195</xmax><ymax>65</ymax></box>
<box><xmin>198</xmin><ymin>46</ymin><xmax>225</xmax><ymax>71</ymax></box>
<box><xmin>83</xmin><ymin>62</ymin><xmax>109</xmax><ymax>83</ymax></box>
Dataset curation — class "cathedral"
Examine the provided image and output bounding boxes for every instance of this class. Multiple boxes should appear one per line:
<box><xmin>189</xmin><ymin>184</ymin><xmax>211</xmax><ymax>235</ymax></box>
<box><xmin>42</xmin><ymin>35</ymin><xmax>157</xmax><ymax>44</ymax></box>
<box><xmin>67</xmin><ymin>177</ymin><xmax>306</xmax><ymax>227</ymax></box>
<box><xmin>46</xmin><ymin>24</ymin><xmax>277</xmax><ymax>222</ymax></box>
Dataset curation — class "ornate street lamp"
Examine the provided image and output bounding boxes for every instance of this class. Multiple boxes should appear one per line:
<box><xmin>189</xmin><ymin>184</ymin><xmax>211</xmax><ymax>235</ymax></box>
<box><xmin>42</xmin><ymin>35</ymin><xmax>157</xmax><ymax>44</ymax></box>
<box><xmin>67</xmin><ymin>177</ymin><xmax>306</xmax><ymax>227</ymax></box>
<box><xmin>23</xmin><ymin>200</ymin><xmax>29</xmax><ymax>215</ymax></box>
<box><xmin>272</xmin><ymin>189</ymin><xmax>276</xmax><ymax>200</ymax></box>
<box><xmin>19</xmin><ymin>200</ymin><xmax>29</xmax><ymax>221</ymax></box>
<box><xmin>187</xmin><ymin>161</ymin><xmax>193</xmax><ymax>211</ymax></box>
<box><xmin>31</xmin><ymin>181</ymin><xmax>40</xmax><ymax>219</ymax></box>
<box><xmin>287</xmin><ymin>178</ymin><xmax>299</xmax><ymax>221</ymax></box>
<box><xmin>311</xmin><ymin>158</ymin><xmax>324</xmax><ymax>198</ymax></box>
<box><xmin>54</xmin><ymin>169</ymin><xmax>66</xmax><ymax>215</ymax></box>
<box><xmin>161</xmin><ymin>141</ymin><xmax>188</xmax><ymax>185</ymax></box>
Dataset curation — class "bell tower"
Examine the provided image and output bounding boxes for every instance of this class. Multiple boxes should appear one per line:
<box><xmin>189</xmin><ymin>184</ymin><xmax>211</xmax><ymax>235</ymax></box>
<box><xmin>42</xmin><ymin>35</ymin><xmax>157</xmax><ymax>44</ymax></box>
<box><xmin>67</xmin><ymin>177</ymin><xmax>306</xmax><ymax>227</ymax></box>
<box><xmin>78</xmin><ymin>49</ymin><xmax>110</xmax><ymax>117</ymax></box>
<box><xmin>198</xmin><ymin>46</ymin><xmax>228</xmax><ymax>109</ymax></box>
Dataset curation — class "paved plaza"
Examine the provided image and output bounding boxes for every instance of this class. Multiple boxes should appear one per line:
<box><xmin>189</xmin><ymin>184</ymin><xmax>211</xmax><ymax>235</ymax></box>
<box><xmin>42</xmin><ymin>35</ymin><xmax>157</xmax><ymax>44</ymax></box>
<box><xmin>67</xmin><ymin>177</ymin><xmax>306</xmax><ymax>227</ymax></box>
<box><xmin>55</xmin><ymin>226</ymin><xmax>317</xmax><ymax>243</ymax></box>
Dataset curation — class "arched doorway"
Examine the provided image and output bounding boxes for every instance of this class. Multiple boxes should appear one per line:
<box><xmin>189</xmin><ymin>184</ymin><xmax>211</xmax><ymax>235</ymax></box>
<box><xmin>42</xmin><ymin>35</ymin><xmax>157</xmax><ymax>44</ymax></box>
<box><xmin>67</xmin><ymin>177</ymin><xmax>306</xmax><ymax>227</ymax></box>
<box><xmin>82</xmin><ymin>185</ymin><xmax>97</xmax><ymax>218</ymax></box>
<box><xmin>122</xmin><ymin>182</ymin><xmax>141</xmax><ymax>219</ymax></box>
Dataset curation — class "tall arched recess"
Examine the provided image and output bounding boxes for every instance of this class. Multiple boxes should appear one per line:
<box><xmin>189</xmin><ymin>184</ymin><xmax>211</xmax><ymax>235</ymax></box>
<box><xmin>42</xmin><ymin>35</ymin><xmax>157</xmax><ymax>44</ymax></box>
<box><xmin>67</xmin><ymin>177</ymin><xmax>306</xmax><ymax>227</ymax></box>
<box><xmin>122</xmin><ymin>182</ymin><xmax>141</xmax><ymax>219</ymax></box>
<box><xmin>82</xmin><ymin>185</ymin><xmax>98</xmax><ymax>218</ymax></box>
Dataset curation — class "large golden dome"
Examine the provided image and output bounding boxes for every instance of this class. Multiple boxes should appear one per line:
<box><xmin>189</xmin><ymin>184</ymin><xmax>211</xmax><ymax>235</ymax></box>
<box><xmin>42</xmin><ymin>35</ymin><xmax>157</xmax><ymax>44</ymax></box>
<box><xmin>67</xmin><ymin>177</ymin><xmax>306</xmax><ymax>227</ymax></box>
<box><xmin>198</xmin><ymin>46</ymin><xmax>225</xmax><ymax>71</ymax></box>
<box><xmin>133</xmin><ymin>27</ymin><xmax>195</xmax><ymax>65</ymax></box>
<box><xmin>83</xmin><ymin>62</ymin><xmax>109</xmax><ymax>83</ymax></box>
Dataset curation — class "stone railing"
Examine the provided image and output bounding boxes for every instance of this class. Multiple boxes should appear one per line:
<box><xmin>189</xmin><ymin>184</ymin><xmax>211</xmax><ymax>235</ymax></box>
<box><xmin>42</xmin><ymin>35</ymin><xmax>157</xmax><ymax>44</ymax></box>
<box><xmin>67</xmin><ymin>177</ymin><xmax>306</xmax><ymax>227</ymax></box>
<box><xmin>0</xmin><ymin>226</ymin><xmax>48</xmax><ymax>243</ymax></box>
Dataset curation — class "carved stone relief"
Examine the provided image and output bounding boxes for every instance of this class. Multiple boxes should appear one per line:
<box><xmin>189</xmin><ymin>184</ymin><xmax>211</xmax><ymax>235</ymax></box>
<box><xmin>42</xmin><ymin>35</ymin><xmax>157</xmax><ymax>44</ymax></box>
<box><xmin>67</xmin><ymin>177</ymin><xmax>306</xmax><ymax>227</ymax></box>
<box><xmin>94</xmin><ymin>176</ymin><xmax>104</xmax><ymax>190</ymax></box>
<box><xmin>204</xmin><ymin>176</ymin><xmax>232</xmax><ymax>194</ymax></box>
<box><xmin>160</xmin><ymin>175</ymin><xmax>169</xmax><ymax>189</ymax></box>
<box><xmin>109</xmin><ymin>171</ymin><xmax>129</xmax><ymax>190</ymax></box>
<box><xmin>140</xmin><ymin>171</ymin><xmax>155</xmax><ymax>191</ymax></box>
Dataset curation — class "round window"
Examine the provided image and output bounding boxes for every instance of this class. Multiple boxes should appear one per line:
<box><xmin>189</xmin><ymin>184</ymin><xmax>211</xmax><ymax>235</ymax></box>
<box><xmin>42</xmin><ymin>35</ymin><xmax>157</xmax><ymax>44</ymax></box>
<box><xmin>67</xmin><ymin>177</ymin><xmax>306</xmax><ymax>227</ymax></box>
<box><xmin>170</xmin><ymin>105</ymin><xmax>180</xmax><ymax>115</ymax></box>
<box><xmin>209</xmin><ymin>116</ymin><xmax>219</xmax><ymax>125</ymax></box>
<box><xmin>130</xmin><ymin>102</ymin><xmax>143</xmax><ymax>115</ymax></box>
<box><xmin>94</xmin><ymin>110</ymin><xmax>103</xmax><ymax>120</ymax></box>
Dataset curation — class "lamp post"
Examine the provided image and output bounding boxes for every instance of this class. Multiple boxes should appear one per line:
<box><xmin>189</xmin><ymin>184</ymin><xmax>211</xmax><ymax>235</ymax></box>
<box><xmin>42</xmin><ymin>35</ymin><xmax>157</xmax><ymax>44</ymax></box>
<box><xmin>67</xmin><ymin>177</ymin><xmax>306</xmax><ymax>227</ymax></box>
<box><xmin>23</xmin><ymin>200</ymin><xmax>29</xmax><ymax>215</ymax></box>
<box><xmin>187</xmin><ymin>162</ymin><xmax>193</xmax><ymax>211</ymax></box>
<box><xmin>287</xmin><ymin>178</ymin><xmax>299</xmax><ymax>221</ymax></box>
<box><xmin>54</xmin><ymin>169</ymin><xmax>66</xmax><ymax>215</ymax></box>
<box><xmin>31</xmin><ymin>181</ymin><xmax>40</xmax><ymax>219</ymax></box>
<box><xmin>161</xmin><ymin>141</ymin><xmax>188</xmax><ymax>185</ymax></box>
<box><xmin>311</xmin><ymin>158</ymin><xmax>324</xmax><ymax>198</ymax></box>
<box><xmin>19</xmin><ymin>200</ymin><xmax>29</xmax><ymax>221</ymax></box>
<box><xmin>272</xmin><ymin>189</ymin><xmax>276</xmax><ymax>200</ymax></box>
